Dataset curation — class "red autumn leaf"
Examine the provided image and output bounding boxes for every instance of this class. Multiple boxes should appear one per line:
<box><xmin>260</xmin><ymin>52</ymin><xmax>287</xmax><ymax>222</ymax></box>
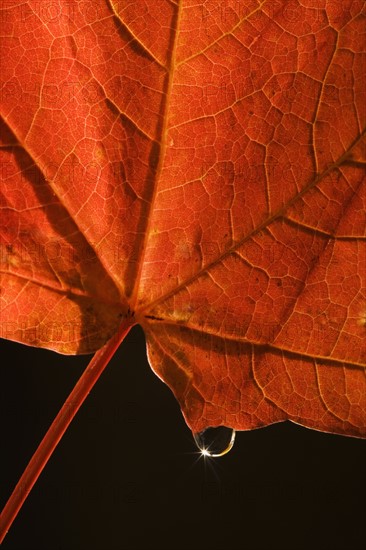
<box><xmin>1</xmin><ymin>0</ymin><xmax>365</xmax><ymax>461</ymax></box>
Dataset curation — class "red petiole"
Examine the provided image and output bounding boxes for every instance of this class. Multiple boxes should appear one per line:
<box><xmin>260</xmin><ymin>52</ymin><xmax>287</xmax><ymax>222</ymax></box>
<box><xmin>0</xmin><ymin>319</ymin><xmax>134</xmax><ymax>543</ymax></box>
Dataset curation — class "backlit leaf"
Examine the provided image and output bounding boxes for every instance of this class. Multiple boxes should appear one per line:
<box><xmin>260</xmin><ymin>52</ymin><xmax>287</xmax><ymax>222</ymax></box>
<box><xmin>1</xmin><ymin>0</ymin><xmax>365</xmax><ymax>439</ymax></box>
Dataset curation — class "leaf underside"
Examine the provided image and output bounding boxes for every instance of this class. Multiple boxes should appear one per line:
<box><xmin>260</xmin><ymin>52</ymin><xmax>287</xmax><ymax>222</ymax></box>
<box><xmin>1</xmin><ymin>0</ymin><xmax>365</xmax><ymax>436</ymax></box>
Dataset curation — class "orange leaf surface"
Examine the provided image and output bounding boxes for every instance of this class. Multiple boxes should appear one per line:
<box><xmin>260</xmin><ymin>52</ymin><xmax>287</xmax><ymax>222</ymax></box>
<box><xmin>1</xmin><ymin>0</ymin><xmax>366</xmax><ymax>439</ymax></box>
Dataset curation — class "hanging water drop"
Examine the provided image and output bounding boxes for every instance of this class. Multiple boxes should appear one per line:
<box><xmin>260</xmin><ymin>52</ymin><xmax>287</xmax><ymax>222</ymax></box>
<box><xmin>193</xmin><ymin>426</ymin><xmax>236</xmax><ymax>457</ymax></box>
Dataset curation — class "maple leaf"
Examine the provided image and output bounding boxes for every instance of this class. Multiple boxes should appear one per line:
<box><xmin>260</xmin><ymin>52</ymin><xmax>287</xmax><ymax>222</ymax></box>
<box><xmin>1</xmin><ymin>0</ymin><xmax>365</xmax><ymax>434</ymax></box>
<box><xmin>1</xmin><ymin>1</ymin><xmax>366</xmax><ymax>536</ymax></box>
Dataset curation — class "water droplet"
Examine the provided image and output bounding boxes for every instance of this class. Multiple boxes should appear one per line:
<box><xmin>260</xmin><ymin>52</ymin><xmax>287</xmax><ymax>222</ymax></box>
<box><xmin>193</xmin><ymin>426</ymin><xmax>236</xmax><ymax>457</ymax></box>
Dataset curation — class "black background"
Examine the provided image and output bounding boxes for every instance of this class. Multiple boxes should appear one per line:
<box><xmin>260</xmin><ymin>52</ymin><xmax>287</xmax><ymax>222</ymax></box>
<box><xmin>1</xmin><ymin>326</ymin><xmax>365</xmax><ymax>550</ymax></box>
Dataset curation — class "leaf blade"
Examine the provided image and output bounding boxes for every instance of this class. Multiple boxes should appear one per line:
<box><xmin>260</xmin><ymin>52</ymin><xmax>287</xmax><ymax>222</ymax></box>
<box><xmin>1</xmin><ymin>0</ymin><xmax>365</xmax><ymax>435</ymax></box>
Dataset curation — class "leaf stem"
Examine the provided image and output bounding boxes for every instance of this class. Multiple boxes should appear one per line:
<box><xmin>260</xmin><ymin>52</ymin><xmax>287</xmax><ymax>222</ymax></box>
<box><xmin>0</xmin><ymin>319</ymin><xmax>134</xmax><ymax>543</ymax></box>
